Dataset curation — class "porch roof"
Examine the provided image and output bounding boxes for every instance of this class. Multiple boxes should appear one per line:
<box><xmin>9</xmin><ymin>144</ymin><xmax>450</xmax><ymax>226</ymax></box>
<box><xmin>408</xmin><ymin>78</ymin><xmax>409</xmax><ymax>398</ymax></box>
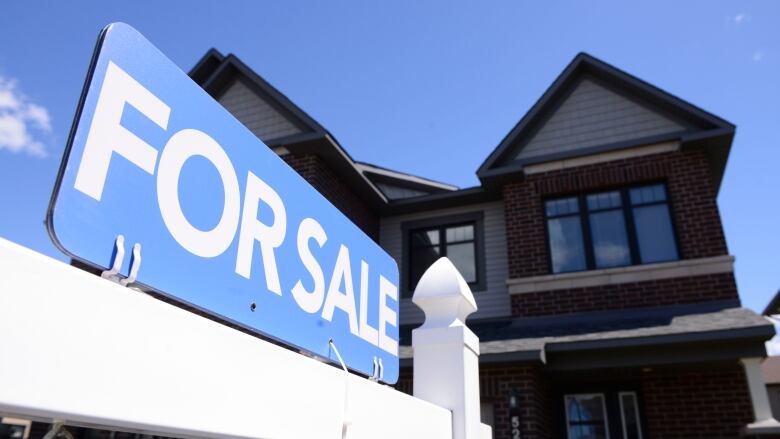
<box><xmin>400</xmin><ymin>301</ymin><xmax>774</xmax><ymax>365</ymax></box>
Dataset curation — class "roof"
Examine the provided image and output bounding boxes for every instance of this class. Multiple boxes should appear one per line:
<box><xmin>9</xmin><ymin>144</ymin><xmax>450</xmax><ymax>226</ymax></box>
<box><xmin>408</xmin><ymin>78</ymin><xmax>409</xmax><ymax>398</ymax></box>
<box><xmin>356</xmin><ymin>161</ymin><xmax>458</xmax><ymax>192</ymax></box>
<box><xmin>190</xmin><ymin>49</ymin><xmax>328</xmax><ymax>137</ymax></box>
<box><xmin>190</xmin><ymin>50</ymin><xmax>737</xmax><ymax>214</ymax></box>
<box><xmin>476</xmin><ymin>52</ymin><xmax>735</xmax><ymax>192</ymax></box>
<box><xmin>399</xmin><ymin>301</ymin><xmax>774</xmax><ymax>364</ymax></box>
<box><xmin>763</xmin><ymin>289</ymin><xmax>780</xmax><ymax>316</ymax></box>
<box><xmin>188</xmin><ymin>49</ymin><xmax>461</xmax><ymax>212</ymax></box>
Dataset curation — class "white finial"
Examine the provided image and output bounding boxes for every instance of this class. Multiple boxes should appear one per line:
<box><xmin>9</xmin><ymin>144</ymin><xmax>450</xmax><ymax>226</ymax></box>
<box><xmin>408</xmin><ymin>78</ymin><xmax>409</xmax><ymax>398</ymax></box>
<box><xmin>412</xmin><ymin>257</ymin><xmax>478</xmax><ymax>329</ymax></box>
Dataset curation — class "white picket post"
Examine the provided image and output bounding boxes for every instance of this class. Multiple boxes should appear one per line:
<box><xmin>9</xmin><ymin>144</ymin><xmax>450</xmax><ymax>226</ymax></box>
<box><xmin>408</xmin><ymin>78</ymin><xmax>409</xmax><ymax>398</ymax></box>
<box><xmin>411</xmin><ymin>257</ymin><xmax>491</xmax><ymax>439</ymax></box>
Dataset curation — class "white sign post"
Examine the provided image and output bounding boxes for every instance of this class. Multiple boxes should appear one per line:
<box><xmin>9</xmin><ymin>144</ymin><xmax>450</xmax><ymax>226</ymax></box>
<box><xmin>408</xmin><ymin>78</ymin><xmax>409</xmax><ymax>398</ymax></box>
<box><xmin>0</xmin><ymin>239</ymin><xmax>493</xmax><ymax>438</ymax></box>
<box><xmin>412</xmin><ymin>258</ymin><xmax>492</xmax><ymax>439</ymax></box>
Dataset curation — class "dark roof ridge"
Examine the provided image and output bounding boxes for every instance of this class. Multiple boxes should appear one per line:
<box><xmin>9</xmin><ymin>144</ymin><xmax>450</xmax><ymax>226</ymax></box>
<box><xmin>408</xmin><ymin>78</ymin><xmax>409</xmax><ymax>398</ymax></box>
<box><xmin>476</xmin><ymin>52</ymin><xmax>736</xmax><ymax>184</ymax></box>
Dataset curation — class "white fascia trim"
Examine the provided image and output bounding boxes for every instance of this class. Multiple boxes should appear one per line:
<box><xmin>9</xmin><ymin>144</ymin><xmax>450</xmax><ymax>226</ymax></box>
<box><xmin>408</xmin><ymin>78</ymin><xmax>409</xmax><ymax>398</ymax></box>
<box><xmin>523</xmin><ymin>141</ymin><xmax>680</xmax><ymax>175</ymax></box>
<box><xmin>355</xmin><ymin>163</ymin><xmax>459</xmax><ymax>191</ymax></box>
<box><xmin>322</xmin><ymin>135</ymin><xmax>389</xmax><ymax>203</ymax></box>
<box><xmin>507</xmin><ymin>255</ymin><xmax>735</xmax><ymax>295</ymax></box>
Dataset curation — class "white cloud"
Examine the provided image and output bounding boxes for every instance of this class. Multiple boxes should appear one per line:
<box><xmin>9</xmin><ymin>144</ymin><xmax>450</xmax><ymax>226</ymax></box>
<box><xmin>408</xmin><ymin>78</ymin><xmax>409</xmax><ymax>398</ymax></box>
<box><xmin>753</xmin><ymin>51</ymin><xmax>765</xmax><ymax>62</ymax></box>
<box><xmin>25</xmin><ymin>103</ymin><xmax>51</xmax><ymax>132</ymax></box>
<box><xmin>0</xmin><ymin>75</ymin><xmax>51</xmax><ymax>158</ymax></box>
<box><xmin>734</xmin><ymin>13</ymin><xmax>751</xmax><ymax>25</ymax></box>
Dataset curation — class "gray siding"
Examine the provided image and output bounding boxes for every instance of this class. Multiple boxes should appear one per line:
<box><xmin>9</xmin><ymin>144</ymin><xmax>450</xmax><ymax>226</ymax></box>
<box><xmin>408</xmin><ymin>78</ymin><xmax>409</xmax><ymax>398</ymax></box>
<box><xmin>515</xmin><ymin>78</ymin><xmax>688</xmax><ymax>161</ymax></box>
<box><xmin>379</xmin><ymin>201</ymin><xmax>510</xmax><ymax>324</ymax></box>
<box><xmin>375</xmin><ymin>182</ymin><xmax>431</xmax><ymax>200</ymax></box>
<box><xmin>218</xmin><ymin>79</ymin><xmax>303</xmax><ymax>141</ymax></box>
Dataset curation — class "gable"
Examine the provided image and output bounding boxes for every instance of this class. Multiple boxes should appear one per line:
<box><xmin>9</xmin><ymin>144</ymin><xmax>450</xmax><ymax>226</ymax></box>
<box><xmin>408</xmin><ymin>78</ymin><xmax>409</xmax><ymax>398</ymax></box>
<box><xmin>477</xmin><ymin>53</ymin><xmax>735</xmax><ymax>188</ymax></box>
<box><xmin>355</xmin><ymin>162</ymin><xmax>458</xmax><ymax>202</ymax></box>
<box><xmin>218</xmin><ymin>78</ymin><xmax>305</xmax><ymax>142</ymax></box>
<box><xmin>188</xmin><ymin>50</ymin><xmax>389</xmax><ymax>209</ymax></box>
<box><xmin>514</xmin><ymin>78</ymin><xmax>689</xmax><ymax>162</ymax></box>
<box><xmin>375</xmin><ymin>182</ymin><xmax>433</xmax><ymax>200</ymax></box>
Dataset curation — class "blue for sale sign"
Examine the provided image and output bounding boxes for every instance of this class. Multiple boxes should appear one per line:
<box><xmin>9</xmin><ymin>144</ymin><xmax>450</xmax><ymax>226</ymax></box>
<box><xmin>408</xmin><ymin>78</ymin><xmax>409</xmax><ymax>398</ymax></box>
<box><xmin>47</xmin><ymin>23</ymin><xmax>399</xmax><ymax>383</ymax></box>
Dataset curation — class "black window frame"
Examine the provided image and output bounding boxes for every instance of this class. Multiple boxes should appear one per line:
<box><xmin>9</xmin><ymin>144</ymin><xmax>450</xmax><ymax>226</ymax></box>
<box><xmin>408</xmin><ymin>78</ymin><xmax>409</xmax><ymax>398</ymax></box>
<box><xmin>544</xmin><ymin>182</ymin><xmax>679</xmax><ymax>274</ymax></box>
<box><xmin>401</xmin><ymin>211</ymin><xmax>486</xmax><ymax>298</ymax></box>
<box><xmin>553</xmin><ymin>383</ymin><xmax>647</xmax><ymax>439</ymax></box>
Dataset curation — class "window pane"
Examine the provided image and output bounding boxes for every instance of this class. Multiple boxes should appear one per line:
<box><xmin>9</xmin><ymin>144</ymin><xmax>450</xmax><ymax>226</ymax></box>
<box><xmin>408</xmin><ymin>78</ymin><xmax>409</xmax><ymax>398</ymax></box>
<box><xmin>589</xmin><ymin>210</ymin><xmax>631</xmax><ymax>268</ymax></box>
<box><xmin>630</xmin><ymin>184</ymin><xmax>666</xmax><ymax>205</ymax></box>
<box><xmin>447</xmin><ymin>242</ymin><xmax>477</xmax><ymax>283</ymax></box>
<box><xmin>546</xmin><ymin>197</ymin><xmax>579</xmax><ymax>217</ymax></box>
<box><xmin>411</xmin><ymin>229</ymin><xmax>439</xmax><ymax>246</ymax></box>
<box><xmin>410</xmin><ymin>245</ymin><xmax>440</xmax><ymax>289</ymax></box>
<box><xmin>620</xmin><ymin>393</ymin><xmax>642</xmax><ymax>439</ymax></box>
<box><xmin>446</xmin><ymin>225</ymin><xmax>474</xmax><ymax>243</ymax></box>
<box><xmin>633</xmin><ymin>204</ymin><xmax>678</xmax><ymax>263</ymax></box>
<box><xmin>566</xmin><ymin>395</ymin><xmax>607</xmax><ymax>422</ymax></box>
<box><xmin>548</xmin><ymin>216</ymin><xmax>587</xmax><ymax>273</ymax></box>
<box><xmin>587</xmin><ymin>190</ymin><xmax>621</xmax><ymax>210</ymax></box>
<box><xmin>566</xmin><ymin>395</ymin><xmax>609</xmax><ymax>439</ymax></box>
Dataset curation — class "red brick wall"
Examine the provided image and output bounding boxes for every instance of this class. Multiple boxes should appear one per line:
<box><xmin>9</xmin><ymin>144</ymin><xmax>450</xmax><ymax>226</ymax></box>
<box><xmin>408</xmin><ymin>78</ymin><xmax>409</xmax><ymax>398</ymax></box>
<box><xmin>503</xmin><ymin>149</ymin><xmax>734</xmax><ymax>317</ymax></box>
<box><xmin>511</xmin><ymin>272</ymin><xmax>739</xmax><ymax>317</ymax></box>
<box><xmin>481</xmin><ymin>364</ymin><xmax>551</xmax><ymax>439</ymax></box>
<box><xmin>397</xmin><ymin>365</ymin><xmax>551</xmax><ymax>439</ymax></box>
<box><xmin>282</xmin><ymin>153</ymin><xmax>379</xmax><ymax>241</ymax></box>
<box><xmin>641</xmin><ymin>365</ymin><xmax>754</xmax><ymax>438</ymax></box>
<box><xmin>399</xmin><ymin>363</ymin><xmax>772</xmax><ymax>439</ymax></box>
<box><xmin>503</xmin><ymin>149</ymin><xmax>727</xmax><ymax>279</ymax></box>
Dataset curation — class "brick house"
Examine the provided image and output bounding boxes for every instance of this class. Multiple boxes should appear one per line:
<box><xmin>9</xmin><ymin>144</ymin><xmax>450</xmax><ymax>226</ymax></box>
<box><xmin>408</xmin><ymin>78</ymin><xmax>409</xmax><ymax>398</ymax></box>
<box><xmin>185</xmin><ymin>50</ymin><xmax>779</xmax><ymax>439</ymax></box>
<box><xmin>24</xmin><ymin>51</ymin><xmax>777</xmax><ymax>439</ymax></box>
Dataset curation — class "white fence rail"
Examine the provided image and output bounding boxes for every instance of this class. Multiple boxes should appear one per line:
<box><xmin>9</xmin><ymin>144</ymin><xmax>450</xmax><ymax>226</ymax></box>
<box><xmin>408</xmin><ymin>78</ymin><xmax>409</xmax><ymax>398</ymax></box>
<box><xmin>0</xmin><ymin>238</ymin><xmax>453</xmax><ymax>439</ymax></box>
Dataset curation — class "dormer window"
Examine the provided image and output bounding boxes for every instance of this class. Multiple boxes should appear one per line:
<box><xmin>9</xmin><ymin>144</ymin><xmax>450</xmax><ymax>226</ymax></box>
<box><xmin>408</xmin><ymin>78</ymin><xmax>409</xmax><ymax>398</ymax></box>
<box><xmin>545</xmin><ymin>184</ymin><xmax>679</xmax><ymax>274</ymax></box>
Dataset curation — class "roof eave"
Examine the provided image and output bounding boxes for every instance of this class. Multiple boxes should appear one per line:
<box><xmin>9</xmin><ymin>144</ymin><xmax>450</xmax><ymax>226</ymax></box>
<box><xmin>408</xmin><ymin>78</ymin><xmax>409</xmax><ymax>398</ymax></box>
<box><xmin>380</xmin><ymin>186</ymin><xmax>501</xmax><ymax>215</ymax></box>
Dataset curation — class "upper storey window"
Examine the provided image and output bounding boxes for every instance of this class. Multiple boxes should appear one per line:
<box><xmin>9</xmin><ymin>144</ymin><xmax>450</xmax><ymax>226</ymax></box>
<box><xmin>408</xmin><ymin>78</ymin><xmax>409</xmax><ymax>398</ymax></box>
<box><xmin>545</xmin><ymin>184</ymin><xmax>678</xmax><ymax>274</ymax></box>
<box><xmin>410</xmin><ymin>224</ymin><xmax>476</xmax><ymax>289</ymax></box>
<box><xmin>402</xmin><ymin>212</ymin><xmax>485</xmax><ymax>297</ymax></box>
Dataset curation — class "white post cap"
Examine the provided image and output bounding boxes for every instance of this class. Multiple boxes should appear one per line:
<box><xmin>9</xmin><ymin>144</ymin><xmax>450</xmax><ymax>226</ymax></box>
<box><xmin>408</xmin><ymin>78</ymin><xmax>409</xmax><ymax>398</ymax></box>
<box><xmin>412</xmin><ymin>257</ymin><xmax>478</xmax><ymax>329</ymax></box>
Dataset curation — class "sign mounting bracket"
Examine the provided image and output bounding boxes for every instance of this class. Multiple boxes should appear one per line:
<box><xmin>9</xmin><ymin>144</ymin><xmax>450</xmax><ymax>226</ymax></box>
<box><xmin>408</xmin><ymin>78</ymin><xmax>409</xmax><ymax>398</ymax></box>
<box><xmin>100</xmin><ymin>234</ymin><xmax>142</xmax><ymax>288</ymax></box>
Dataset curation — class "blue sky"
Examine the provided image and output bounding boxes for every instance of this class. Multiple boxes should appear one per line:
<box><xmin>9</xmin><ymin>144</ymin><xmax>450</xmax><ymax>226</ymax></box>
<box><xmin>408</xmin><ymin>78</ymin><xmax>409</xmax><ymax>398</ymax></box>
<box><xmin>0</xmin><ymin>1</ymin><xmax>777</xmax><ymax>312</ymax></box>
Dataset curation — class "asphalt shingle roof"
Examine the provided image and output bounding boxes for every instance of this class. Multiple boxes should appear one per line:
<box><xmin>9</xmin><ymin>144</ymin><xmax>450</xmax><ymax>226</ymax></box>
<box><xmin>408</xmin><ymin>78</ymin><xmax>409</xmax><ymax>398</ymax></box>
<box><xmin>400</xmin><ymin>303</ymin><xmax>772</xmax><ymax>360</ymax></box>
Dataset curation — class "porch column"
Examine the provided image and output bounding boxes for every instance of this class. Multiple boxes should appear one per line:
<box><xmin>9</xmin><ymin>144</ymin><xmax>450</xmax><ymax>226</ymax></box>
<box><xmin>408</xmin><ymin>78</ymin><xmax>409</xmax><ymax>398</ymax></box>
<box><xmin>411</xmin><ymin>257</ymin><xmax>490</xmax><ymax>439</ymax></box>
<box><xmin>741</xmin><ymin>357</ymin><xmax>780</xmax><ymax>434</ymax></box>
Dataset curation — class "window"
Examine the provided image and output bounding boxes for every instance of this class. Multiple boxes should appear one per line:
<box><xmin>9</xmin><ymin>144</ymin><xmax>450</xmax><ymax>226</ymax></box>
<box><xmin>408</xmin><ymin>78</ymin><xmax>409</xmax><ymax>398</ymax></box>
<box><xmin>410</xmin><ymin>224</ymin><xmax>476</xmax><ymax>288</ymax></box>
<box><xmin>546</xmin><ymin>197</ymin><xmax>587</xmax><ymax>273</ymax></box>
<box><xmin>545</xmin><ymin>184</ymin><xmax>678</xmax><ymax>274</ymax></box>
<box><xmin>562</xmin><ymin>392</ymin><xmax>644</xmax><ymax>439</ymax></box>
<box><xmin>619</xmin><ymin>392</ymin><xmax>643</xmax><ymax>439</ymax></box>
<box><xmin>564</xmin><ymin>394</ymin><xmax>610</xmax><ymax>439</ymax></box>
<box><xmin>403</xmin><ymin>212</ymin><xmax>484</xmax><ymax>297</ymax></box>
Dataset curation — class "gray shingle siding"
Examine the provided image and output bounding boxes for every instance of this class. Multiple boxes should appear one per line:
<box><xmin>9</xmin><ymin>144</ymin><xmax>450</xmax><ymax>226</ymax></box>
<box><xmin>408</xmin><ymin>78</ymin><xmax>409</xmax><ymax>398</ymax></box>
<box><xmin>218</xmin><ymin>79</ymin><xmax>303</xmax><ymax>142</ymax></box>
<box><xmin>379</xmin><ymin>201</ymin><xmax>511</xmax><ymax>324</ymax></box>
<box><xmin>515</xmin><ymin>78</ymin><xmax>689</xmax><ymax>161</ymax></box>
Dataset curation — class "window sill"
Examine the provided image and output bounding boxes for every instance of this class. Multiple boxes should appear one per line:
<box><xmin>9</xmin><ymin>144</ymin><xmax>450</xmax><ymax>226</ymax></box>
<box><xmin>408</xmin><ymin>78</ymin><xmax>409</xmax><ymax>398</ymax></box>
<box><xmin>742</xmin><ymin>419</ymin><xmax>780</xmax><ymax>435</ymax></box>
<box><xmin>507</xmin><ymin>255</ymin><xmax>734</xmax><ymax>294</ymax></box>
